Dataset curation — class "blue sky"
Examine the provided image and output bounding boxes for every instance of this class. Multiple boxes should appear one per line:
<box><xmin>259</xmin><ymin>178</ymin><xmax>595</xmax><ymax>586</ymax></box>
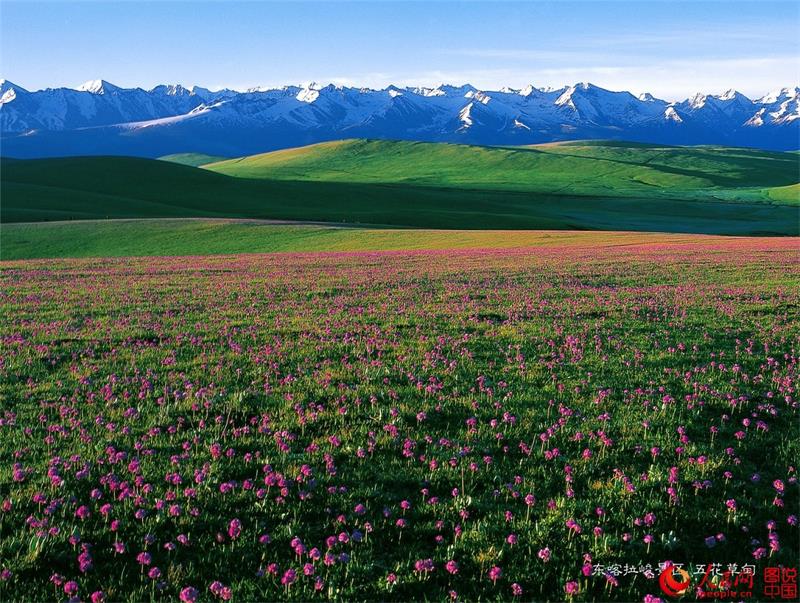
<box><xmin>2</xmin><ymin>1</ymin><xmax>798</xmax><ymax>100</ymax></box>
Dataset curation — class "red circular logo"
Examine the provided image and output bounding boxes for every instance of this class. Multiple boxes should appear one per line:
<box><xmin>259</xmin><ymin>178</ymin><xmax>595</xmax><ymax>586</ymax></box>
<box><xmin>659</xmin><ymin>565</ymin><xmax>692</xmax><ymax>597</ymax></box>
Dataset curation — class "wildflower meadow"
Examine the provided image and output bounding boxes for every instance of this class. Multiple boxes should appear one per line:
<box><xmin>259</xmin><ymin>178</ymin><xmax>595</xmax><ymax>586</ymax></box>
<box><xmin>1</xmin><ymin>236</ymin><xmax>797</xmax><ymax>601</ymax></box>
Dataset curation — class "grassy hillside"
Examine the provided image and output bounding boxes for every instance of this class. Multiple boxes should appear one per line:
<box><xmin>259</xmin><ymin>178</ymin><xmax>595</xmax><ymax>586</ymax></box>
<box><xmin>767</xmin><ymin>183</ymin><xmax>800</xmax><ymax>204</ymax></box>
<box><xmin>0</xmin><ymin>219</ymin><xmax>771</xmax><ymax>260</ymax></box>
<box><xmin>205</xmin><ymin>139</ymin><xmax>799</xmax><ymax>204</ymax></box>
<box><xmin>2</xmin><ymin>140</ymin><xmax>798</xmax><ymax>237</ymax></box>
<box><xmin>159</xmin><ymin>153</ymin><xmax>230</xmax><ymax>167</ymax></box>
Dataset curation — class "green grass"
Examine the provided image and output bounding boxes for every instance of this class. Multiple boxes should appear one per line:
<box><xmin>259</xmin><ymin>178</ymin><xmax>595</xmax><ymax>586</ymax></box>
<box><xmin>205</xmin><ymin>139</ymin><xmax>799</xmax><ymax>204</ymax></box>
<box><xmin>1</xmin><ymin>239</ymin><xmax>798</xmax><ymax>601</ymax></box>
<box><xmin>766</xmin><ymin>183</ymin><xmax>800</xmax><ymax>203</ymax></box>
<box><xmin>1</xmin><ymin>220</ymin><xmax>730</xmax><ymax>260</ymax></box>
<box><xmin>1</xmin><ymin>140</ymin><xmax>798</xmax><ymax>242</ymax></box>
<box><xmin>159</xmin><ymin>152</ymin><xmax>230</xmax><ymax>167</ymax></box>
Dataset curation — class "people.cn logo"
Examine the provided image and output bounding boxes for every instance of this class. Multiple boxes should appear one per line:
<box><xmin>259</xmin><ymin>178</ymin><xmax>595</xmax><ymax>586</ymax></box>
<box><xmin>659</xmin><ymin>565</ymin><xmax>692</xmax><ymax>597</ymax></box>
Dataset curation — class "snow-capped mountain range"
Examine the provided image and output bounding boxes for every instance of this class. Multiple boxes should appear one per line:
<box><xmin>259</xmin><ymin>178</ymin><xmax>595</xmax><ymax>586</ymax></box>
<box><xmin>1</xmin><ymin>79</ymin><xmax>798</xmax><ymax>157</ymax></box>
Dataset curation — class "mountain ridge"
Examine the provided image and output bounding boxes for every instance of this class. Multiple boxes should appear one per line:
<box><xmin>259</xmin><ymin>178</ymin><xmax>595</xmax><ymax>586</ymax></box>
<box><xmin>1</xmin><ymin>79</ymin><xmax>798</xmax><ymax>157</ymax></box>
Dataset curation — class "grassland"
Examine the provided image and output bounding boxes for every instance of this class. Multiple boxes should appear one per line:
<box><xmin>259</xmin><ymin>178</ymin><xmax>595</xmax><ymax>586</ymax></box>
<box><xmin>159</xmin><ymin>153</ymin><xmax>230</xmax><ymax>167</ymax></box>
<box><xmin>1</xmin><ymin>140</ymin><xmax>797</xmax><ymax>243</ymax></box>
<box><xmin>1</xmin><ymin>140</ymin><xmax>798</xmax><ymax>601</ymax></box>
<box><xmin>1</xmin><ymin>238</ymin><xmax>797</xmax><ymax>601</ymax></box>
<box><xmin>1</xmin><ymin>220</ymin><xmax>751</xmax><ymax>260</ymax></box>
<box><xmin>204</xmin><ymin>139</ymin><xmax>799</xmax><ymax>204</ymax></box>
<box><xmin>767</xmin><ymin>183</ymin><xmax>800</xmax><ymax>203</ymax></box>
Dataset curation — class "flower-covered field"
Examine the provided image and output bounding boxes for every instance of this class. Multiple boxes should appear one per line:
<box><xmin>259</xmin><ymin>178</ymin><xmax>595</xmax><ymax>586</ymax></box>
<box><xmin>1</xmin><ymin>237</ymin><xmax>798</xmax><ymax>602</ymax></box>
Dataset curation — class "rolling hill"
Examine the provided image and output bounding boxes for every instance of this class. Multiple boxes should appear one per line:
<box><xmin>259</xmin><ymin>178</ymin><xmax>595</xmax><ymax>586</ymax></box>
<box><xmin>0</xmin><ymin>221</ymin><xmax>779</xmax><ymax>261</ymax></box>
<box><xmin>159</xmin><ymin>153</ymin><xmax>230</xmax><ymax>167</ymax></box>
<box><xmin>203</xmin><ymin>139</ymin><xmax>799</xmax><ymax>205</ymax></box>
<box><xmin>1</xmin><ymin>141</ymin><xmax>797</xmax><ymax>245</ymax></box>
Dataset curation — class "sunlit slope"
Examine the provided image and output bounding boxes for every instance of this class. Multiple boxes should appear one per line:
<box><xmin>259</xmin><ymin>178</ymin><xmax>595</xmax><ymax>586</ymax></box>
<box><xmin>2</xmin><ymin>139</ymin><xmax>798</xmax><ymax>235</ymax></box>
<box><xmin>204</xmin><ymin>139</ymin><xmax>799</xmax><ymax>204</ymax></box>
<box><xmin>3</xmin><ymin>220</ymin><xmax>789</xmax><ymax>261</ymax></box>
<box><xmin>159</xmin><ymin>153</ymin><xmax>230</xmax><ymax>167</ymax></box>
<box><xmin>766</xmin><ymin>183</ymin><xmax>800</xmax><ymax>204</ymax></box>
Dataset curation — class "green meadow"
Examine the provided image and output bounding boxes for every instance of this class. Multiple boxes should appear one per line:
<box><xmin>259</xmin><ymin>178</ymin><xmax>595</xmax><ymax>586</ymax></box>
<box><xmin>159</xmin><ymin>153</ymin><xmax>231</xmax><ymax>167</ymax></box>
<box><xmin>1</xmin><ymin>139</ymin><xmax>798</xmax><ymax>260</ymax></box>
<box><xmin>204</xmin><ymin>139</ymin><xmax>799</xmax><ymax>205</ymax></box>
<box><xmin>0</xmin><ymin>221</ymin><xmax>733</xmax><ymax>260</ymax></box>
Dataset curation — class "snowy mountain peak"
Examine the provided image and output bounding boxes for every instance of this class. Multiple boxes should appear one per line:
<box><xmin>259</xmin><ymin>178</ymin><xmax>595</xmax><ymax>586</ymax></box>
<box><xmin>555</xmin><ymin>82</ymin><xmax>602</xmax><ymax>106</ymax></box>
<box><xmin>0</xmin><ymin>79</ymin><xmax>28</xmax><ymax>104</ymax></box>
<box><xmin>457</xmin><ymin>102</ymin><xmax>474</xmax><ymax>129</ymax></box>
<box><xmin>436</xmin><ymin>83</ymin><xmax>478</xmax><ymax>96</ymax></box>
<box><xmin>716</xmin><ymin>89</ymin><xmax>750</xmax><ymax>103</ymax></box>
<box><xmin>757</xmin><ymin>87</ymin><xmax>800</xmax><ymax>104</ymax></box>
<box><xmin>412</xmin><ymin>86</ymin><xmax>445</xmax><ymax>97</ymax></box>
<box><xmin>296</xmin><ymin>82</ymin><xmax>321</xmax><ymax>103</ymax></box>
<box><xmin>639</xmin><ymin>92</ymin><xmax>657</xmax><ymax>102</ymax></box>
<box><xmin>149</xmin><ymin>84</ymin><xmax>194</xmax><ymax>96</ymax></box>
<box><xmin>745</xmin><ymin>108</ymin><xmax>766</xmax><ymax>127</ymax></box>
<box><xmin>77</xmin><ymin>79</ymin><xmax>120</xmax><ymax>94</ymax></box>
<box><xmin>465</xmin><ymin>90</ymin><xmax>491</xmax><ymax>104</ymax></box>
<box><xmin>688</xmin><ymin>93</ymin><xmax>707</xmax><ymax>109</ymax></box>
<box><xmin>0</xmin><ymin>79</ymin><xmax>27</xmax><ymax>94</ymax></box>
<box><xmin>555</xmin><ymin>87</ymin><xmax>577</xmax><ymax>107</ymax></box>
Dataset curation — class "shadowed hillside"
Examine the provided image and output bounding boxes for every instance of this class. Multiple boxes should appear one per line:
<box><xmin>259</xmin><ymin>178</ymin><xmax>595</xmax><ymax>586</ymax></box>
<box><xmin>2</xmin><ymin>140</ymin><xmax>797</xmax><ymax>237</ymax></box>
